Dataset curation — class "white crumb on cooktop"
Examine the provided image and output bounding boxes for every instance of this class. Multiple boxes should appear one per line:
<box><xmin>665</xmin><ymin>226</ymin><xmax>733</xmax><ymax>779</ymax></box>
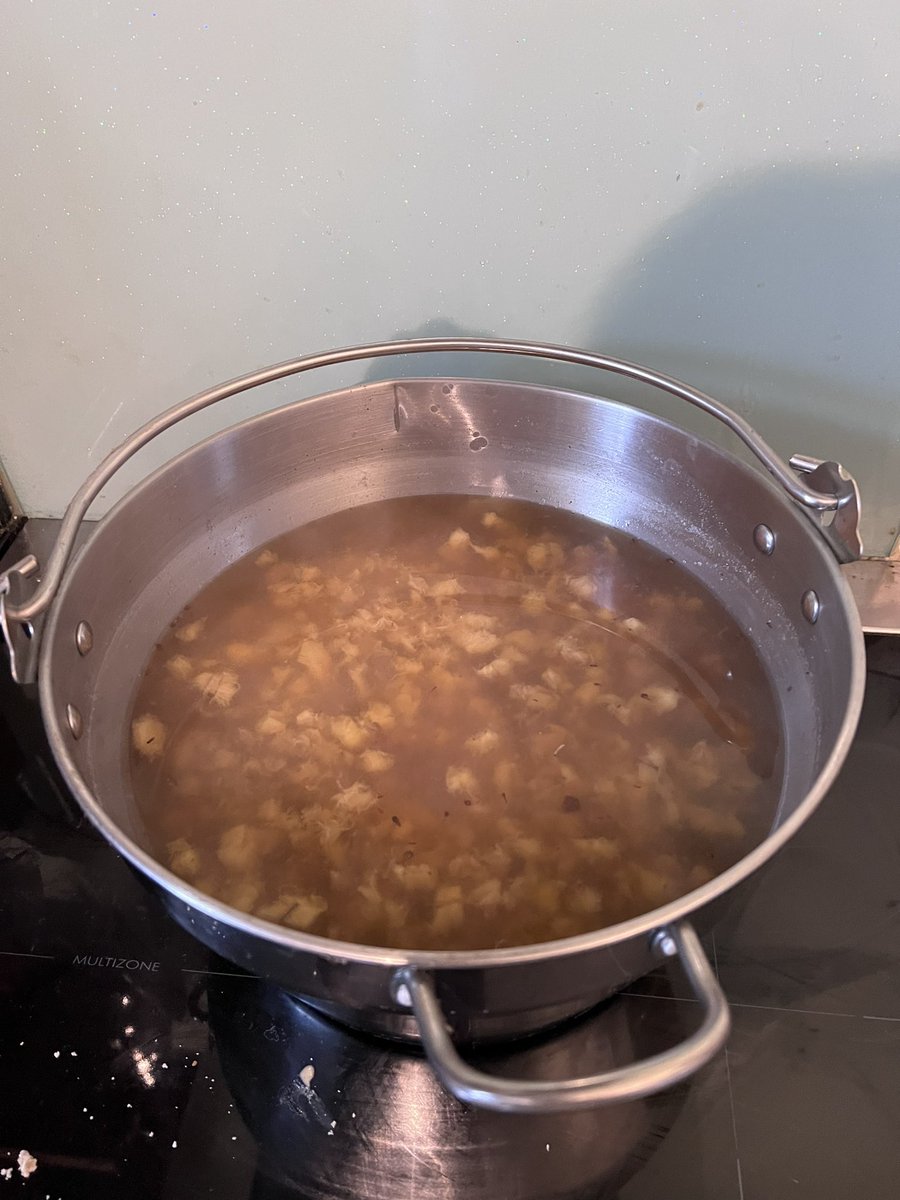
<box><xmin>17</xmin><ymin>1150</ymin><xmax>38</xmax><ymax>1179</ymax></box>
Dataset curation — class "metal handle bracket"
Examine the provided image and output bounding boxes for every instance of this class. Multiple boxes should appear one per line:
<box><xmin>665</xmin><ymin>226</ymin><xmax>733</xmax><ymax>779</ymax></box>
<box><xmin>789</xmin><ymin>454</ymin><xmax>862</xmax><ymax>562</ymax></box>
<box><xmin>0</xmin><ymin>555</ymin><xmax>39</xmax><ymax>684</ymax></box>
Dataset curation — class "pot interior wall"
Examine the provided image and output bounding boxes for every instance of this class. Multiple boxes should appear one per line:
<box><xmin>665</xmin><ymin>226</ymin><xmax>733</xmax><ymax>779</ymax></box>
<box><xmin>43</xmin><ymin>378</ymin><xmax>856</xmax><ymax>869</ymax></box>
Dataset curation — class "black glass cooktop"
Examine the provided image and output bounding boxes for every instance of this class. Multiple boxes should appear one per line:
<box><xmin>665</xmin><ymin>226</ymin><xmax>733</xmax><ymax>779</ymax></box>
<box><xmin>1</xmin><ymin>545</ymin><xmax>898</xmax><ymax>1197</ymax></box>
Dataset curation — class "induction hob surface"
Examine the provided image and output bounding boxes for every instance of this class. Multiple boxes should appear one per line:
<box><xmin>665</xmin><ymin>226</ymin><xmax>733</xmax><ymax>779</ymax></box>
<box><xmin>0</xmin><ymin>553</ymin><xmax>898</xmax><ymax>1199</ymax></box>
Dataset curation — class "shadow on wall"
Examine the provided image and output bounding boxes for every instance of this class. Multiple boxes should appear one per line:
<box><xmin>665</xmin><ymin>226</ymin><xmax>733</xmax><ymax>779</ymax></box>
<box><xmin>369</xmin><ymin>164</ymin><xmax>900</xmax><ymax>553</ymax></box>
<box><xmin>592</xmin><ymin>161</ymin><xmax>900</xmax><ymax>554</ymax></box>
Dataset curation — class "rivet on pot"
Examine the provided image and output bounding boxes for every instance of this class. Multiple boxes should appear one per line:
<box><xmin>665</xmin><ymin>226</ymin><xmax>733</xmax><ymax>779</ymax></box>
<box><xmin>651</xmin><ymin>930</ymin><xmax>678</xmax><ymax>959</ymax></box>
<box><xmin>801</xmin><ymin>589</ymin><xmax>821</xmax><ymax>624</ymax></box>
<box><xmin>393</xmin><ymin>981</ymin><xmax>413</xmax><ymax>1008</ymax></box>
<box><xmin>753</xmin><ymin>524</ymin><xmax>776</xmax><ymax>555</ymax></box>
<box><xmin>75</xmin><ymin>621</ymin><xmax>93</xmax><ymax>656</ymax></box>
<box><xmin>65</xmin><ymin>703</ymin><xmax>83</xmax><ymax>740</ymax></box>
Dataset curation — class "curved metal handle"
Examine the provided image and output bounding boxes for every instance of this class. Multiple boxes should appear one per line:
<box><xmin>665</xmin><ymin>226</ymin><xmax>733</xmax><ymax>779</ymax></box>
<box><xmin>392</xmin><ymin>922</ymin><xmax>729</xmax><ymax>1114</ymax></box>
<box><xmin>1</xmin><ymin>336</ymin><xmax>857</xmax><ymax>634</ymax></box>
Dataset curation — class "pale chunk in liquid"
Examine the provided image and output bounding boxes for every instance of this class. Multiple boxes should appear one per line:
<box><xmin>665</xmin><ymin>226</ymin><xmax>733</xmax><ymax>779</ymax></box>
<box><xmin>130</xmin><ymin>496</ymin><xmax>781</xmax><ymax>951</ymax></box>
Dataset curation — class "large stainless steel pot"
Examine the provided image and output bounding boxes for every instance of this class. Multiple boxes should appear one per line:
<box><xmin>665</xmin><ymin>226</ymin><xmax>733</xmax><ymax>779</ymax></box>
<box><xmin>0</xmin><ymin>338</ymin><xmax>866</xmax><ymax>1113</ymax></box>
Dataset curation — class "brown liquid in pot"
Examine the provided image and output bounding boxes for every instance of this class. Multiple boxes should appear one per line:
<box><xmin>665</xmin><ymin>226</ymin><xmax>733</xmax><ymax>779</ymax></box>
<box><xmin>130</xmin><ymin>496</ymin><xmax>781</xmax><ymax>950</ymax></box>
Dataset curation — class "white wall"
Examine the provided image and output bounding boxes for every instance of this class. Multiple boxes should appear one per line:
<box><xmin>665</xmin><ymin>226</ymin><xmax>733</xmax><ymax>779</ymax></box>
<box><xmin>2</xmin><ymin>1</ymin><xmax>898</xmax><ymax>550</ymax></box>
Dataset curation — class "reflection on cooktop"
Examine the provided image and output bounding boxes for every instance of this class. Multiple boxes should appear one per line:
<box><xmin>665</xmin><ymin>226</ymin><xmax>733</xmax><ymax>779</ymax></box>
<box><xmin>207</xmin><ymin>973</ymin><xmax>698</xmax><ymax>1200</ymax></box>
<box><xmin>0</xmin><ymin>642</ymin><xmax>899</xmax><ymax>1198</ymax></box>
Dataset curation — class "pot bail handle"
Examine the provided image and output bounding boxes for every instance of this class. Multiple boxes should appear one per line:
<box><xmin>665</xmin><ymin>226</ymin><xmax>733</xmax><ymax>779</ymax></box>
<box><xmin>1</xmin><ymin>336</ymin><xmax>860</xmax><ymax>683</ymax></box>
<box><xmin>392</xmin><ymin>922</ymin><xmax>729</xmax><ymax>1114</ymax></box>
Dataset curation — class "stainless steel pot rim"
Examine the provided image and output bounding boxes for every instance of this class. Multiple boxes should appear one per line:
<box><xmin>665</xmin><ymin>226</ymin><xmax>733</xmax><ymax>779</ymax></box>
<box><xmin>38</xmin><ymin>377</ymin><xmax>867</xmax><ymax>972</ymax></box>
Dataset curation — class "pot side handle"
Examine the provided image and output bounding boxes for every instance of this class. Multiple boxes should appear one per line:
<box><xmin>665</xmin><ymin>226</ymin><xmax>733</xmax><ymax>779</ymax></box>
<box><xmin>392</xmin><ymin>922</ymin><xmax>729</xmax><ymax>1114</ymax></box>
<box><xmin>0</xmin><ymin>336</ymin><xmax>860</xmax><ymax>683</ymax></box>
